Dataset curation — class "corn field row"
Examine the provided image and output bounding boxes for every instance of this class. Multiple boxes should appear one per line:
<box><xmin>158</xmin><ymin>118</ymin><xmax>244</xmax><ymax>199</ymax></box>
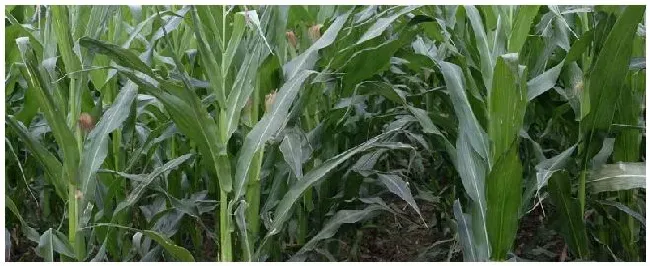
<box><xmin>3</xmin><ymin>5</ymin><xmax>646</xmax><ymax>262</ymax></box>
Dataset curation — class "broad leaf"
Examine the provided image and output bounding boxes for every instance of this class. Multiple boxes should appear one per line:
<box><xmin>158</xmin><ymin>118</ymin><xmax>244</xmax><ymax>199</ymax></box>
<box><xmin>283</xmin><ymin>11</ymin><xmax>350</xmax><ymax>79</ymax></box>
<box><xmin>267</xmin><ymin>127</ymin><xmax>400</xmax><ymax>236</ymax></box>
<box><xmin>356</xmin><ymin>6</ymin><xmax>420</xmax><ymax>44</ymax></box>
<box><xmin>527</xmin><ymin>60</ymin><xmax>564</xmax><ymax>101</ymax></box>
<box><xmin>292</xmin><ymin>204</ymin><xmax>385</xmax><ymax>258</ymax></box>
<box><xmin>453</xmin><ymin>200</ymin><xmax>477</xmax><ymax>262</ymax></box>
<box><xmin>78</xmin><ymin>81</ymin><xmax>138</xmax><ymax>217</ymax></box>
<box><xmin>376</xmin><ymin>173</ymin><xmax>422</xmax><ymax>220</ymax></box>
<box><xmin>114</xmin><ymin>154</ymin><xmax>193</xmax><ymax>215</ymax></box>
<box><xmin>35</xmin><ymin>229</ymin><xmax>75</xmax><ymax>262</ymax></box>
<box><xmin>547</xmin><ymin>170</ymin><xmax>590</xmax><ymax>259</ymax></box>
<box><xmin>581</xmin><ymin>6</ymin><xmax>645</xmax><ymax>132</ymax></box>
<box><xmin>232</xmin><ymin>70</ymin><xmax>315</xmax><ymax>202</ymax></box>
<box><xmin>588</xmin><ymin>162</ymin><xmax>646</xmax><ymax>193</ymax></box>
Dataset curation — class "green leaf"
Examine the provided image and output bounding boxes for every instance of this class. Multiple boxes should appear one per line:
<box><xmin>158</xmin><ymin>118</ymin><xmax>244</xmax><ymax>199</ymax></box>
<box><xmin>6</xmin><ymin>116</ymin><xmax>65</xmax><ymax>199</ymax></box>
<box><xmin>588</xmin><ymin>162</ymin><xmax>645</xmax><ymax>193</ymax></box>
<box><xmin>486</xmin><ymin>144</ymin><xmax>522</xmax><ymax>260</ymax></box>
<box><xmin>455</xmin><ymin>132</ymin><xmax>489</xmax><ymax>259</ymax></box>
<box><xmin>234</xmin><ymin>200</ymin><xmax>253</xmax><ymax>261</ymax></box>
<box><xmin>488</xmin><ymin>54</ymin><xmax>527</xmax><ymax>161</ymax></box>
<box><xmin>508</xmin><ymin>6</ymin><xmax>540</xmax><ymax>53</ymax></box>
<box><xmin>5</xmin><ymin>195</ymin><xmax>40</xmax><ymax>243</ymax></box>
<box><xmin>190</xmin><ymin>6</ymin><xmax>225</xmax><ymax>107</ymax></box>
<box><xmin>453</xmin><ymin>200</ymin><xmax>477</xmax><ymax>262</ymax></box>
<box><xmin>565</xmin><ymin>30</ymin><xmax>594</xmax><ymax>63</ymax></box>
<box><xmin>356</xmin><ymin>6</ymin><xmax>420</xmax><ymax>44</ymax></box>
<box><xmin>534</xmin><ymin>145</ymin><xmax>577</xmax><ymax>193</ymax></box>
<box><xmin>527</xmin><ymin>60</ymin><xmax>564</xmax><ymax>101</ymax></box>
<box><xmin>232</xmin><ymin>70</ymin><xmax>315</xmax><ymax>202</ymax></box>
<box><xmin>597</xmin><ymin>200</ymin><xmax>646</xmax><ymax>228</ymax></box>
<box><xmin>90</xmin><ymin>237</ymin><xmax>109</xmax><ymax>262</ymax></box>
<box><xmin>279</xmin><ymin>128</ymin><xmax>312</xmax><ymax>179</ymax></box>
<box><xmin>376</xmin><ymin>173</ymin><xmax>422</xmax><ymax>220</ymax></box>
<box><xmin>440</xmin><ymin>61</ymin><xmax>489</xmax><ymax>162</ymax></box>
<box><xmin>240</xmin><ymin>10</ymin><xmax>273</xmax><ymax>56</ymax></box>
<box><xmin>36</xmin><ymin>228</ymin><xmax>75</xmax><ymax>262</ymax></box>
<box><xmin>151</xmin><ymin>6</ymin><xmax>190</xmax><ymax>42</ymax></box>
<box><xmin>283</xmin><ymin>11</ymin><xmax>350</xmax><ymax>80</ymax></box>
<box><xmin>582</xmin><ymin>6</ymin><xmax>645</xmax><ymax>132</ymax></box>
<box><xmin>16</xmin><ymin>37</ymin><xmax>79</xmax><ymax>185</ymax></box>
<box><xmin>340</xmin><ymin>31</ymin><xmax>416</xmax><ymax>95</ymax></box>
<box><xmin>114</xmin><ymin>154</ymin><xmax>193</xmax><ymax>215</ymax></box>
<box><xmin>590</xmin><ymin>138</ymin><xmax>616</xmax><ymax>170</ymax></box>
<box><xmin>78</xmin><ymin>81</ymin><xmax>138</xmax><ymax>218</ymax></box>
<box><xmin>465</xmin><ymin>5</ymin><xmax>494</xmax><ymax>89</ymax></box>
<box><xmin>223</xmin><ymin>45</ymin><xmax>265</xmax><ymax>142</ymax></box>
<box><xmin>547</xmin><ymin>170</ymin><xmax>590</xmax><ymax>259</ymax></box>
<box><xmin>139</xmin><ymin>230</ymin><xmax>194</xmax><ymax>262</ymax></box>
<box><xmin>89</xmin><ymin>223</ymin><xmax>195</xmax><ymax>261</ymax></box>
<box><xmin>267</xmin><ymin>127</ymin><xmax>400</xmax><ymax>236</ymax></box>
<box><xmin>79</xmin><ymin>37</ymin><xmax>156</xmax><ymax>78</ymax></box>
<box><xmin>13</xmin><ymin>71</ymin><xmax>39</xmax><ymax>125</ymax></box>
<box><xmin>292</xmin><ymin>204</ymin><xmax>385</xmax><ymax>258</ymax></box>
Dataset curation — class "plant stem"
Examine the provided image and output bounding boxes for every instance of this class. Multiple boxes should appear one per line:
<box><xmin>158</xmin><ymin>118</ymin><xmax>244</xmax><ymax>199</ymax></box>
<box><xmin>578</xmin><ymin>170</ymin><xmax>586</xmax><ymax>215</ymax></box>
<box><xmin>219</xmin><ymin>189</ymin><xmax>232</xmax><ymax>261</ymax></box>
<box><xmin>245</xmin><ymin>150</ymin><xmax>263</xmax><ymax>242</ymax></box>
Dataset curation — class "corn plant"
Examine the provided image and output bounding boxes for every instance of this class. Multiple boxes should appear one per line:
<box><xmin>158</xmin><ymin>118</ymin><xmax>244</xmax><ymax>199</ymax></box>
<box><xmin>5</xmin><ymin>5</ymin><xmax>645</xmax><ymax>262</ymax></box>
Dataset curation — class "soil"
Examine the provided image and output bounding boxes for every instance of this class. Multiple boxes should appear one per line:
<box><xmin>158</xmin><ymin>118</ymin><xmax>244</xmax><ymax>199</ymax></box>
<box><xmin>513</xmin><ymin>205</ymin><xmax>566</xmax><ymax>261</ymax></box>
<box><xmin>7</xmin><ymin>226</ymin><xmax>42</xmax><ymax>262</ymax></box>
<box><xmin>346</xmin><ymin>197</ymin><xmax>461</xmax><ymax>262</ymax></box>
<box><xmin>344</xmin><ymin>197</ymin><xmax>566</xmax><ymax>262</ymax></box>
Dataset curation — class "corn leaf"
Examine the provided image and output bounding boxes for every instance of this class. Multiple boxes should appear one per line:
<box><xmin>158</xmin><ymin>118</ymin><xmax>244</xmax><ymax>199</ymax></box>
<box><xmin>223</xmin><ymin>45</ymin><xmax>265</xmax><ymax>142</ymax></box>
<box><xmin>292</xmin><ymin>204</ymin><xmax>385</xmax><ymax>258</ymax></box>
<box><xmin>5</xmin><ymin>196</ymin><xmax>40</xmax><ymax>243</ymax></box>
<box><xmin>527</xmin><ymin>60</ymin><xmax>564</xmax><ymax>101</ymax></box>
<box><xmin>356</xmin><ymin>6</ymin><xmax>419</xmax><ymax>44</ymax></box>
<box><xmin>581</xmin><ymin>6</ymin><xmax>645</xmax><ymax>132</ymax></box>
<box><xmin>279</xmin><ymin>128</ymin><xmax>312</xmax><ymax>180</ymax></box>
<box><xmin>376</xmin><ymin>173</ymin><xmax>422</xmax><ymax>220</ymax></box>
<box><xmin>114</xmin><ymin>154</ymin><xmax>194</xmax><ymax>215</ymax></box>
<box><xmin>440</xmin><ymin>61</ymin><xmax>489</xmax><ymax>162</ymax></box>
<box><xmin>453</xmin><ymin>200</ymin><xmax>477</xmax><ymax>262</ymax></box>
<box><xmin>36</xmin><ymin>228</ymin><xmax>75</xmax><ymax>262</ymax></box>
<box><xmin>79</xmin><ymin>37</ymin><xmax>156</xmax><ymax>78</ymax></box>
<box><xmin>78</xmin><ymin>81</ymin><xmax>138</xmax><ymax>215</ymax></box>
<box><xmin>91</xmin><ymin>223</ymin><xmax>195</xmax><ymax>261</ymax></box>
<box><xmin>534</xmin><ymin>144</ymin><xmax>577</xmax><ymax>192</ymax></box>
<box><xmin>588</xmin><ymin>162</ymin><xmax>646</xmax><ymax>193</ymax></box>
<box><xmin>488</xmin><ymin>54</ymin><xmax>527</xmax><ymax>161</ymax></box>
<box><xmin>16</xmin><ymin>37</ymin><xmax>80</xmax><ymax>185</ymax></box>
<box><xmin>486</xmin><ymin>144</ymin><xmax>522</xmax><ymax>260</ymax></box>
<box><xmin>267</xmin><ymin>127</ymin><xmax>400</xmax><ymax>236</ymax></box>
<box><xmin>232</xmin><ymin>70</ymin><xmax>315</xmax><ymax>202</ymax></box>
<box><xmin>465</xmin><ymin>5</ymin><xmax>494</xmax><ymax>89</ymax></box>
<box><xmin>234</xmin><ymin>200</ymin><xmax>253</xmax><ymax>261</ymax></box>
<box><xmin>508</xmin><ymin>6</ymin><xmax>540</xmax><ymax>53</ymax></box>
<box><xmin>6</xmin><ymin>116</ymin><xmax>65</xmax><ymax>199</ymax></box>
<box><xmin>283</xmin><ymin>11</ymin><xmax>350</xmax><ymax>79</ymax></box>
<box><xmin>547</xmin><ymin>170</ymin><xmax>590</xmax><ymax>259</ymax></box>
<box><xmin>597</xmin><ymin>200</ymin><xmax>646</xmax><ymax>228</ymax></box>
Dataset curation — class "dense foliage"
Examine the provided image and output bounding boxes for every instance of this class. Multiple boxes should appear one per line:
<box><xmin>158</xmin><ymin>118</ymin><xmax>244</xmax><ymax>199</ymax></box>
<box><xmin>4</xmin><ymin>5</ymin><xmax>646</xmax><ymax>262</ymax></box>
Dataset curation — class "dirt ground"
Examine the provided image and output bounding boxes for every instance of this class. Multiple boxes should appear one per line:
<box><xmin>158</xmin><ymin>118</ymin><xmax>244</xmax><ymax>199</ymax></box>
<box><xmin>346</xmin><ymin>197</ymin><xmax>566</xmax><ymax>262</ymax></box>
